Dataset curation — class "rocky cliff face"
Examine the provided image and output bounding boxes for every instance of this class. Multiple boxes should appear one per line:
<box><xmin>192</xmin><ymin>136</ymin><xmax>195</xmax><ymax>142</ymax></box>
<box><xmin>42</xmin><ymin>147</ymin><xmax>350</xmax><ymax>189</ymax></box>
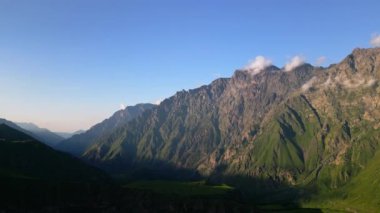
<box><xmin>83</xmin><ymin>60</ymin><xmax>317</xmax><ymax>174</ymax></box>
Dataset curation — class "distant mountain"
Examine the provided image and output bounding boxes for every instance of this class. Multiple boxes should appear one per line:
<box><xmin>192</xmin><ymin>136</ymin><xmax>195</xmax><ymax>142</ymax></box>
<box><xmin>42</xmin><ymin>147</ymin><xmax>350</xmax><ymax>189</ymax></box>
<box><xmin>56</xmin><ymin>103</ymin><xmax>155</xmax><ymax>156</ymax></box>
<box><xmin>55</xmin><ymin>130</ymin><xmax>85</xmax><ymax>139</ymax></box>
<box><xmin>0</xmin><ymin>123</ymin><xmax>107</xmax><ymax>181</ymax></box>
<box><xmin>16</xmin><ymin>122</ymin><xmax>64</xmax><ymax>147</ymax></box>
<box><xmin>81</xmin><ymin>48</ymin><xmax>380</xmax><ymax>209</ymax></box>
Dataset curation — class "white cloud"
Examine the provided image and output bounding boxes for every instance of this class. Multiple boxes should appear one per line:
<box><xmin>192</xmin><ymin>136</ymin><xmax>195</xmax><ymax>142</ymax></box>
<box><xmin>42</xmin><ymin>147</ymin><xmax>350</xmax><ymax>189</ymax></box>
<box><xmin>285</xmin><ymin>55</ymin><xmax>305</xmax><ymax>72</ymax></box>
<box><xmin>153</xmin><ymin>99</ymin><xmax>163</xmax><ymax>105</ymax></box>
<box><xmin>370</xmin><ymin>33</ymin><xmax>380</xmax><ymax>47</ymax></box>
<box><xmin>120</xmin><ymin>103</ymin><xmax>126</xmax><ymax>110</ymax></box>
<box><xmin>244</xmin><ymin>56</ymin><xmax>272</xmax><ymax>76</ymax></box>
<box><xmin>315</xmin><ymin>56</ymin><xmax>327</xmax><ymax>66</ymax></box>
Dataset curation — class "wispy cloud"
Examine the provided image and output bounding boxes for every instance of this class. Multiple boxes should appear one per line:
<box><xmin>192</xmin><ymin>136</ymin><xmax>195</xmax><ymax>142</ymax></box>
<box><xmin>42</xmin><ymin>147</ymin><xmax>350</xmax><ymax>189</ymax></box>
<box><xmin>301</xmin><ymin>77</ymin><xmax>317</xmax><ymax>91</ymax></box>
<box><xmin>366</xmin><ymin>79</ymin><xmax>377</xmax><ymax>87</ymax></box>
<box><xmin>212</xmin><ymin>73</ymin><xmax>222</xmax><ymax>78</ymax></box>
<box><xmin>315</xmin><ymin>56</ymin><xmax>327</xmax><ymax>66</ymax></box>
<box><xmin>342</xmin><ymin>79</ymin><xmax>366</xmax><ymax>89</ymax></box>
<box><xmin>285</xmin><ymin>55</ymin><xmax>305</xmax><ymax>72</ymax></box>
<box><xmin>370</xmin><ymin>33</ymin><xmax>380</xmax><ymax>47</ymax></box>
<box><xmin>244</xmin><ymin>56</ymin><xmax>272</xmax><ymax>76</ymax></box>
<box><xmin>335</xmin><ymin>74</ymin><xmax>377</xmax><ymax>89</ymax></box>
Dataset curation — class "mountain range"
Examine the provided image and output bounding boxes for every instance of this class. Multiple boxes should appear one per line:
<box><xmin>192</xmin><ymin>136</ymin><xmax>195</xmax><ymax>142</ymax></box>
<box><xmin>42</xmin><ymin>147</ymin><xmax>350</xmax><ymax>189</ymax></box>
<box><xmin>58</xmin><ymin>48</ymin><xmax>380</xmax><ymax>210</ymax></box>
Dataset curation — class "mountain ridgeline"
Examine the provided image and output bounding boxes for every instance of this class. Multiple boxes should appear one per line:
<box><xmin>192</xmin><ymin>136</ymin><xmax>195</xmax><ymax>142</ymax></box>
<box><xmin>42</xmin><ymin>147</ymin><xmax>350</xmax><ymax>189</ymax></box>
<box><xmin>63</xmin><ymin>48</ymin><xmax>380</xmax><ymax>209</ymax></box>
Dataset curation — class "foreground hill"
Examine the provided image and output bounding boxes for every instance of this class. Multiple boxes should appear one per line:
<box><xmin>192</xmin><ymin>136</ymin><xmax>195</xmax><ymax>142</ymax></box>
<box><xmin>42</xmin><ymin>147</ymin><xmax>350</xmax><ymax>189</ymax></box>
<box><xmin>56</xmin><ymin>103</ymin><xmax>155</xmax><ymax>156</ymax></box>
<box><xmin>0</xmin><ymin>119</ymin><xmax>64</xmax><ymax>147</ymax></box>
<box><xmin>0</xmin><ymin>123</ymin><xmax>112</xmax><ymax>211</ymax></box>
<box><xmin>0</xmin><ymin>123</ymin><xmax>107</xmax><ymax>181</ymax></box>
<box><xmin>81</xmin><ymin>48</ymin><xmax>380</xmax><ymax>209</ymax></box>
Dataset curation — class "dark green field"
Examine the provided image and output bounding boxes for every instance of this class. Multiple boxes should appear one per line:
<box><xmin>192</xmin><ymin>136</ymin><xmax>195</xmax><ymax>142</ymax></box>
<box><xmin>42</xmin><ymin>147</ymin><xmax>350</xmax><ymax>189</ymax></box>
<box><xmin>125</xmin><ymin>180</ymin><xmax>233</xmax><ymax>197</ymax></box>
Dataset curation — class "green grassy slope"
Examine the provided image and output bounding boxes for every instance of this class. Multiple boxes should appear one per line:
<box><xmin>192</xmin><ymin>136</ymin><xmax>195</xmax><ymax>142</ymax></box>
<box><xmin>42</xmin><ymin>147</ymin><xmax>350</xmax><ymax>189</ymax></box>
<box><xmin>305</xmin><ymin>149</ymin><xmax>380</xmax><ymax>212</ymax></box>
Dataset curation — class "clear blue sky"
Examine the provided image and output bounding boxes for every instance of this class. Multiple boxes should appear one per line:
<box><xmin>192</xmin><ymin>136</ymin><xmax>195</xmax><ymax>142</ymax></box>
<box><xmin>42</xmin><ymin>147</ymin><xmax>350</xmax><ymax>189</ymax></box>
<box><xmin>1</xmin><ymin>0</ymin><xmax>379</xmax><ymax>132</ymax></box>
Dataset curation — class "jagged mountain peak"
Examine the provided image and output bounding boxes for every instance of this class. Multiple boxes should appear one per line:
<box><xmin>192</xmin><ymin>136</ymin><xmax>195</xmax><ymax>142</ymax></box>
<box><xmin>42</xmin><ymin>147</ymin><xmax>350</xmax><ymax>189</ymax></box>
<box><xmin>113</xmin><ymin>103</ymin><xmax>155</xmax><ymax>119</ymax></box>
<box><xmin>351</xmin><ymin>47</ymin><xmax>380</xmax><ymax>57</ymax></box>
<box><xmin>230</xmin><ymin>63</ymin><xmax>316</xmax><ymax>90</ymax></box>
<box><xmin>233</xmin><ymin>65</ymin><xmax>280</xmax><ymax>79</ymax></box>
